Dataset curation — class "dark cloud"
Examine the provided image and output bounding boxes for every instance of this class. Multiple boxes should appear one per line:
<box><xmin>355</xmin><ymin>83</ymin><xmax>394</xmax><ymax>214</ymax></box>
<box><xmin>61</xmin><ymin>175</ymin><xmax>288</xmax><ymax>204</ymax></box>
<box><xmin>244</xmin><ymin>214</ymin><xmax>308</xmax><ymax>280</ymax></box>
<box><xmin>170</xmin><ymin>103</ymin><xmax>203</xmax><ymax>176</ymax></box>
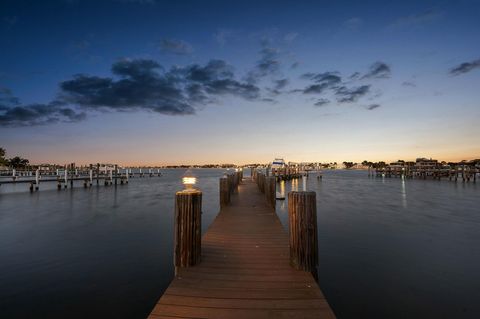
<box><xmin>112</xmin><ymin>59</ymin><xmax>162</xmax><ymax>78</ymax></box>
<box><xmin>273</xmin><ymin>78</ymin><xmax>289</xmax><ymax>90</ymax></box>
<box><xmin>247</xmin><ymin>46</ymin><xmax>281</xmax><ymax>83</ymax></box>
<box><xmin>402</xmin><ymin>81</ymin><xmax>416</xmax><ymax>87</ymax></box>
<box><xmin>181</xmin><ymin>59</ymin><xmax>234</xmax><ymax>83</ymax></box>
<box><xmin>303</xmin><ymin>83</ymin><xmax>329</xmax><ymax>94</ymax></box>
<box><xmin>261</xmin><ymin>98</ymin><xmax>277</xmax><ymax>103</ymax></box>
<box><xmin>300</xmin><ymin>72</ymin><xmax>342</xmax><ymax>95</ymax></box>
<box><xmin>0</xmin><ymin>88</ymin><xmax>20</xmax><ymax>106</ymax></box>
<box><xmin>335</xmin><ymin>85</ymin><xmax>370</xmax><ymax>103</ymax></box>
<box><xmin>60</xmin><ymin>60</ymin><xmax>192</xmax><ymax>115</ymax></box>
<box><xmin>291</xmin><ymin>62</ymin><xmax>300</xmax><ymax>69</ymax></box>
<box><xmin>180</xmin><ymin>60</ymin><xmax>260</xmax><ymax>100</ymax></box>
<box><xmin>2</xmin><ymin>57</ymin><xmax>266</xmax><ymax>127</ymax></box>
<box><xmin>349</xmin><ymin>72</ymin><xmax>361</xmax><ymax>79</ymax></box>
<box><xmin>367</xmin><ymin>104</ymin><xmax>381</xmax><ymax>110</ymax></box>
<box><xmin>449</xmin><ymin>59</ymin><xmax>480</xmax><ymax>76</ymax></box>
<box><xmin>0</xmin><ymin>97</ymin><xmax>85</xmax><ymax>127</ymax></box>
<box><xmin>60</xmin><ymin>58</ymin><xmax>260</xmax><ymax>117</ymax></box>
<box><xmin>314</xmin><ymin>99</ymin><xmax>330</xmax><ymax>107</ymax></box>
<box><xmin>362</xmin><ymin>62</ymin><xmax>391</xmax><ymax>79</ymax></box>
<box><xmin>159</xmin><ymin>39</ymin><xmax>193</xmax><ymax>55</ymax></box>
<box><xmin>302</xmin><ymin>72</ymin><xmax>342</xmax><ymax>86</ymax></box>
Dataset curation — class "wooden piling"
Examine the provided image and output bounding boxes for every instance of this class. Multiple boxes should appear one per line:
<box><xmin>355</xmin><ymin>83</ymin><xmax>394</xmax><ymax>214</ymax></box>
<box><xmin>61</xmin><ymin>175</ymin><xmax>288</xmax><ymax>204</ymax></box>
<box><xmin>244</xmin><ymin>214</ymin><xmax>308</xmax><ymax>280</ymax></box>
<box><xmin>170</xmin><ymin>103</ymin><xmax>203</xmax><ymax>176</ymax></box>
<box><xmin>288</xmin><ymin>191</ymin><xmax>318</xmax><ymax>279</ymax></box>
<box><xmin>70</xmin><ymin>163</ymin><xmax>74</xmax><ymax>187</ymax></box>
<box><xmin>174</xmin><ymin>189</ymin><xmax>202</xmax><ymax>273</ymax></box>
<box><xmin>219</xmin><ymin>176</ymin><xmax>230</xmax><ymax>207</ymax></box>
<box><xmin>35</xmin><ymin>169</ymin><xmax>39</xmax><ymax>190</ymax></box>
<box><xmin>264</xmin><ymin>176</ymin><xmax>276</xmax><ymax>208</ymax></box>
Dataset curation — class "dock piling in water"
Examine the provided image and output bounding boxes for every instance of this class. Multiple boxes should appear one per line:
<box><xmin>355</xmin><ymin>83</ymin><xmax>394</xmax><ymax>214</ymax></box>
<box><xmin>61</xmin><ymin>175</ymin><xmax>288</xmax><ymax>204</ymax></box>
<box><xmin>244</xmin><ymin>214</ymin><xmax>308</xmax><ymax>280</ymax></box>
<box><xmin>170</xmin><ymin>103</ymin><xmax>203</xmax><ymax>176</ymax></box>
<box><xmin>264</xmin><ymin>176</ymin><xmax>276</xmax><ymax>208</ymax></box>
<box><xmin>288</xmin><ymin>191</ymin><xmax>319</xmax><ymax>280</ymax></box>
<box><xmin>219</xmin><ymin>176</ymin><xmax>230</xmax><ymax>207</ymax></box>
<box><xmin>174</xmin><ymin>189</ymin><xmax>202</xmax><ymax>274</ymax></box>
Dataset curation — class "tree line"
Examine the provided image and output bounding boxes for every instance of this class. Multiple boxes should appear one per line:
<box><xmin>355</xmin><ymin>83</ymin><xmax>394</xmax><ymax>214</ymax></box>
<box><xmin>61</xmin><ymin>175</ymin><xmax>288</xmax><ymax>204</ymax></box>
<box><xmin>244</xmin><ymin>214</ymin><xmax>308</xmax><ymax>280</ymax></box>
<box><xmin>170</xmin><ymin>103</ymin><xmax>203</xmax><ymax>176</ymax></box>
<box><xmin>0</xmin><ymin>147</ymin><xmax>30</xmax><ymax>168</ymax></box>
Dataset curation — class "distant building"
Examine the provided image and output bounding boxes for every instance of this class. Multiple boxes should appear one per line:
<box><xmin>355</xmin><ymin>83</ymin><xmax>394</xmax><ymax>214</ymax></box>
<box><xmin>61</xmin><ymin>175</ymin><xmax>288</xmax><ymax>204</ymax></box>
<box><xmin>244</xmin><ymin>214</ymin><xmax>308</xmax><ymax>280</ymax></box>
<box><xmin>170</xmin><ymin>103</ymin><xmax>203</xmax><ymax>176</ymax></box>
<box><xmin>415</xmin><ymin>158</ymin><xmax>440</xmax><ymax>169</ymax></box>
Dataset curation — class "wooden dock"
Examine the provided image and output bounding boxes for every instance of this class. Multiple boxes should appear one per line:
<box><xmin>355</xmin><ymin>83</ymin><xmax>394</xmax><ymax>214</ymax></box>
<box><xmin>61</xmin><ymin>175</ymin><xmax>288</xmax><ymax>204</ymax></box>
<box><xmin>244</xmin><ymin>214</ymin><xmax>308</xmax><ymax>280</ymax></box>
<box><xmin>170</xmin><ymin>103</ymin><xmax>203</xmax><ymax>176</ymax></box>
<box><xmin>148</xmin><ymin>177</ymin><xmax>336</xmax><ymax>319</ymax></box>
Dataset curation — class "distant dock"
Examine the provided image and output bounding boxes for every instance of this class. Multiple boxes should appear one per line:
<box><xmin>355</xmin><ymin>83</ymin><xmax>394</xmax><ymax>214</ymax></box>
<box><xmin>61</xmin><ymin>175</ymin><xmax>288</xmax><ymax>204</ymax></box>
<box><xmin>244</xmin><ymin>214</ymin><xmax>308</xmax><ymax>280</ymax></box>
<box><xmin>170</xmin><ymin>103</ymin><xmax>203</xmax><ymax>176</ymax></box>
<box><xmin>148</xmin><ymin>174</ymin><xmax>335</xmax><ymax>318</ymax></box>
<box><xmin>370</xmin><ymin>158</ymin><xmax>479</xmax><ymax>182</ymax></box>
<box><xmin>0</xmin><ymin>164</ymin><xmax>162</xmax><ymax>192</ymax></box>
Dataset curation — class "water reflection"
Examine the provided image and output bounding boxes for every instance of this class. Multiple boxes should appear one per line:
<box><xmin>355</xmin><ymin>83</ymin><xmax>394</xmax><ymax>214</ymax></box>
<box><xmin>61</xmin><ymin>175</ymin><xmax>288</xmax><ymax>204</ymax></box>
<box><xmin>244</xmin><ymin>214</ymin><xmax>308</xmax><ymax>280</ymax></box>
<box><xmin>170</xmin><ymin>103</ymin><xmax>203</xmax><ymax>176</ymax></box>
<box><xmin>401</xmin><ymin>179</ymin><xmax>407</xmax><ymax>208</ymax></box>
<box><xmin>276</xmin><ymin>169</ymin><xmax>480</xmax><ymax>319</ymax></box>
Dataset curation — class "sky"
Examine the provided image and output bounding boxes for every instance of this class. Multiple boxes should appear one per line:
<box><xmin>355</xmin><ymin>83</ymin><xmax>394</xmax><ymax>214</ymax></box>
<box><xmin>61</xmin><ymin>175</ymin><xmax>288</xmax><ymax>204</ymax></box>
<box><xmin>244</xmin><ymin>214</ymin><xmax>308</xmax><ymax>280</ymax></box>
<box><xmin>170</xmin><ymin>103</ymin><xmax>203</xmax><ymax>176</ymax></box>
<box><xmin>1</xmin><ymin>0</ymin><xmax>479</xmax><ymax>165</ymax></box>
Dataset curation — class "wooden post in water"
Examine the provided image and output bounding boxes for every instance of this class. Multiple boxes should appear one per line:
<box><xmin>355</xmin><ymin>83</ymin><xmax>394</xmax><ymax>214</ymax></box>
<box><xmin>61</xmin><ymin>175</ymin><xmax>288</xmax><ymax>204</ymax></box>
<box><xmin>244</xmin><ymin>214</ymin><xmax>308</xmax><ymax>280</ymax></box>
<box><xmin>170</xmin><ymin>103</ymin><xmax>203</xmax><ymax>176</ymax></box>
<box><xmin>288</xmin><ymin>191</ymin><xmax>318</xmax><ymax>280</ymax></box>
<box><xmin>70</xmin><ymin>163</ymin><xmax>75</xmax><ymax>188</ymax></box>
<box><xmin>264</xmin><ymin>176</ymin><xmax>276</xmax><ymax>208</ymax></box>
<box><xmin>89</xmin><ymin>166</ymin><xmax>93</xmax><ymax>186</ymax></box>
<box><xmin>174</xmin><ymin>189</ymin><xmax>202</xmax><ymax>275</ymax></box>
<box><xmin>64</xmin><ymin>166</ymin><xmax>68</xmax><ymax>189</ymax></box>
<box><xmin>114</xmin><ymin>165</ymin><xmax>118</xmax><ymax>185</ymax></box>
<box><xmin>35</xmin><ymin>169</ymin><xmax>40</xmax><ymax>191</ymax></box>
<box><xmin>219</xmin><ymin>176</ymin><xmax>230</xmax><ymax>207</ymax></box>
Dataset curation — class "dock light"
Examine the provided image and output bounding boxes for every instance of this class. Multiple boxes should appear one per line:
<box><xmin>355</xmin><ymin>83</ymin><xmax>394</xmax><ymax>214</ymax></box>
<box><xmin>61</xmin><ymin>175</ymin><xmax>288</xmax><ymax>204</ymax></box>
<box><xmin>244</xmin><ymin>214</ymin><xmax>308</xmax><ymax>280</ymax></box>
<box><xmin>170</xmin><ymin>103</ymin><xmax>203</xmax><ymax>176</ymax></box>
<box><xmin>182</xmin><ymin>169</ymin><xmax>197</xmax><ymax>190</ymax></box>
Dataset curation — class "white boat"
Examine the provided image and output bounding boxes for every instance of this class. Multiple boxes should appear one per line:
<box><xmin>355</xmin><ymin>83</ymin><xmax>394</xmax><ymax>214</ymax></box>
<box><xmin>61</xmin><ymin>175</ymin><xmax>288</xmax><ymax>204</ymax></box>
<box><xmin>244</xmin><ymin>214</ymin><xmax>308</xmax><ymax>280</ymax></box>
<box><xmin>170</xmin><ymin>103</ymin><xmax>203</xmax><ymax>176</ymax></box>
<box><xmin>271</xmin><ymin>158</ymin><xmax>285</xmax><ymax>168</ymax></box>
<box><xmin>276</xmin><ymin>191</ymin><xmax>285</xmax><ymax>200</ymax></box>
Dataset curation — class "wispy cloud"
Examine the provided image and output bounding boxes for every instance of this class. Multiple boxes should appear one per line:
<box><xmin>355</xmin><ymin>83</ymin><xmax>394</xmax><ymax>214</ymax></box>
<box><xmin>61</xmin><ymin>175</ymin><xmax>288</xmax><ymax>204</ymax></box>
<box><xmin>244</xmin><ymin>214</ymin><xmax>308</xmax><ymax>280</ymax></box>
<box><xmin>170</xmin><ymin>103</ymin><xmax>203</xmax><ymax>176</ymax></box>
<box><xmin>343</xmin><ymin>17</ymin><xmax>363</xmax><ymax>31</ymax></box>
<box><xmin>246</xmin><ymin>45</ymin><xmax>281</xmax><ymax>83</ymax></box>
<box><xmin>449</xmin><ymin>58</ymin><xmax>480</xmax><ymax>76</ymax></box>
<box><xmin>314</xmin><ymin>99</ymin><xmax>330</xmax><ymax>107</ymax></box>
<box><xmin>283</xmin><ymin>32</ymin><xmax>299</xmax><ymax>43</ymax></box>
<box><xmin>2</xmin><ymin>16</ymin><xmax>17</xmax><ymax>29</ymax></box>
<box><xmin>214</xmin><ymin>29</ymin><xmax>234</xmax><ymax>46</ymax></box>
<box><xmin>361</xmin><ymin>62</ymin><xmax>391</xmax><ymax>79</ymax></box>
<box><xmin>390</xmin><ymin>9</ymin><xmax>443</xmax><ymax>28</ymax></box>
<box><xmin>158</xmin><ymin>39</ymin><xmax>193</xmax><ymax>55</ymax></box>
<box><xmin>335</xmin><ymin>85</ymin><xmax>371</xmax><ymax>103</ymax></box>
<box><xmin>366</xmin><ymin>104</ymin><xmax>381</xmax><ymax>110</ymax></box>
<box><xmin>402</xmin><ymin>81</ymin><xmax>416</xmax><ymax>87</ymax></box>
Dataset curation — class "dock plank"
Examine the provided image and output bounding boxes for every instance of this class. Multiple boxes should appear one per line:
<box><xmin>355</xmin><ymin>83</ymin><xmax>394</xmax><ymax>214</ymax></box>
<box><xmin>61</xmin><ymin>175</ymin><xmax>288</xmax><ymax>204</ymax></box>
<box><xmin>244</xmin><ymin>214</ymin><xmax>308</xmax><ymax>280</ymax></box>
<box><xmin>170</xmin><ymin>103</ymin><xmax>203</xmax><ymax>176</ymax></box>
<box><xmin>148</xmin><ymin>178</ymin><xmax>336</xmax><ymax>318</ymax></box>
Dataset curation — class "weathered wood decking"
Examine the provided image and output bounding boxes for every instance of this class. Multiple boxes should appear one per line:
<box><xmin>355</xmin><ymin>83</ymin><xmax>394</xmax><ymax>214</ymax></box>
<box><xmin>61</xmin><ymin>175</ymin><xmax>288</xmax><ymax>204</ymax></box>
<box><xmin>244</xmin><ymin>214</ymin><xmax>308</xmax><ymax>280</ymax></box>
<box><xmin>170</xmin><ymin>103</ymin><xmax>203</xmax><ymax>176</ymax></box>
<box><xmin>148</xmin><ymin>177</ymin><xmax>336</xmax><ymax>319</ymax></box>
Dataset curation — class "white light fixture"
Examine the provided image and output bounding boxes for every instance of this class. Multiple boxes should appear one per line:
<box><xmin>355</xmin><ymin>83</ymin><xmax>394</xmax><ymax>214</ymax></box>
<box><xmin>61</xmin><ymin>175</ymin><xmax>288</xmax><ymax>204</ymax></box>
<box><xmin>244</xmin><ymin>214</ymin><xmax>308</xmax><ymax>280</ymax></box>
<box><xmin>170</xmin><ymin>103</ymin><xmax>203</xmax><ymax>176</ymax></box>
<box><xmin>182</xmin><ymin>168</ymin><xmax>197</xmax><ymax>190</ymax></box>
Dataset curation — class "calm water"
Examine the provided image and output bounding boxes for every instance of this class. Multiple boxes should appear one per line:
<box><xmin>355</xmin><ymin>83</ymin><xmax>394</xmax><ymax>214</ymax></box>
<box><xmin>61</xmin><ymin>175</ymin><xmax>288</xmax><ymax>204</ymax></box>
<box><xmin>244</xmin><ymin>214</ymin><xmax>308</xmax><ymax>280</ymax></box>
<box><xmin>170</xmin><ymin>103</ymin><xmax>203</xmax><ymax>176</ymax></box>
<box><xmin>1</xmin><ymin>169</ymin><xmax>479</xmax><ymax>318</ymax></box>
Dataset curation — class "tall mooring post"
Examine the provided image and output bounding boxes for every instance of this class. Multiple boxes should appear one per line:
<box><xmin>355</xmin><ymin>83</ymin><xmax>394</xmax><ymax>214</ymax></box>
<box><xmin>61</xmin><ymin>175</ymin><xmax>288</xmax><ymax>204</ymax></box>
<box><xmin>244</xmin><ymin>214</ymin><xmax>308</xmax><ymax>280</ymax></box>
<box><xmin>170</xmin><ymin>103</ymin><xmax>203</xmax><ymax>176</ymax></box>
<box><xmin>64</xmin><ymin>166</ymin><xmax>68</xmax><ymax>189</ymax></box>
<box><xmin>264</xmin><ymin>176</ymin><xmax>276</xmax><ymax>208</ymax></box>
<box><xmin>35</xmin><ymin>169</ymin><xmax>40</xmax><ymax>191</ymax></box>
<box><xmin>219</xmin><ymin>176</ymin><xmax>230</xmax><ymax>207</ymax></box>
<box><xmin>288</xmin><ymin>191</ymin><xmax>318</xmax><ymax>280</ymax></box>
<box><xmin>70</xmin><ymin>163</ymin><xmax>75</xmax><ymax>188</ymax></box>
<box><xmin>174</xmin><ymin>176</ymin><xmax>202</xmax><ymax>275</ymax></box>
<box><xmin>89</xmin><ymin>164</ymin><xmax>93</xmax><ymax>186</ymax></box>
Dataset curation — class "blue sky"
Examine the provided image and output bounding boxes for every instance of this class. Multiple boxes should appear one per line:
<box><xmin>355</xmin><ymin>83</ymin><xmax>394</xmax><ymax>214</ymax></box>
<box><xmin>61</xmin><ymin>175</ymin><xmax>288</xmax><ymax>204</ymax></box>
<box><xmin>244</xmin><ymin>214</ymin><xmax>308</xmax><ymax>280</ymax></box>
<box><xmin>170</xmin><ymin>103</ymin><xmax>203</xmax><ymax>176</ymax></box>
<box><xmin>1</xmin><ymin>0</ymin><xmax>479</xmax><ymax>165</ymax></box>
